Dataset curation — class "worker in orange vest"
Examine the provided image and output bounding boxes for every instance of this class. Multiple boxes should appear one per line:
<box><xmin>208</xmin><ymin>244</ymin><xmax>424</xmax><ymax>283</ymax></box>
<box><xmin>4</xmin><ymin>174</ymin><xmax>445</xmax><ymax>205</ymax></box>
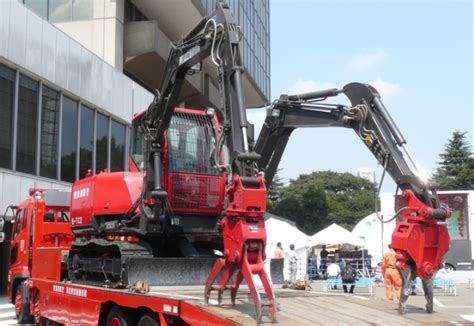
<box><xmin>382</xmin><ymin>244</ymin><xmax>402</xmax><ymax>300</ymax></box>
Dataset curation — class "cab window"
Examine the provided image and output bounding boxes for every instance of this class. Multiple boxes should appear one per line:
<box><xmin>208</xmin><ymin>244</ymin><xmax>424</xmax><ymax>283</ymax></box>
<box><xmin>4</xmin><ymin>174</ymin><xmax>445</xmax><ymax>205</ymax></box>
<box><xmin>12</xmin><ymin>209</ymin><xmax>23</xmax><ymax>240</ymax></box>
<box><xmin>58</xmin><ymin>210</ymin><xmax>70</xmax><ymax>223</ymax></box>
<box><xmin>44</xmin><ymin>210</ymin><xmax>55</xmax><ymax>222</ymax></box>
<box><xmin>44</xmin><ymin>210</ymin><xmax>70</xmax><ymax>223</ymax></box>
<box><xmin>21</xmin><ymin>208</ymin><xmax>28</xmax><ymax>229</ymax></box>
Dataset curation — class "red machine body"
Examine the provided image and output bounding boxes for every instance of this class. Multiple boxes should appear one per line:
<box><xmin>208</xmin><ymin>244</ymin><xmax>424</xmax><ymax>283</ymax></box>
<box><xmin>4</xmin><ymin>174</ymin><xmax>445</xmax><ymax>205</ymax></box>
<box><xmin>71</xmin><ymin>107</ymin><xmax>226</xmax><ymax>237</ymax></box>
<box><xmin>392</xmin><ymin>189</ymin><xmax>452</xmax><ymax>279</ymax></box>
<box><xmin>70</xmin><ymin>172</ymin><xmax>142</xmax><ymax>232</ymax></box>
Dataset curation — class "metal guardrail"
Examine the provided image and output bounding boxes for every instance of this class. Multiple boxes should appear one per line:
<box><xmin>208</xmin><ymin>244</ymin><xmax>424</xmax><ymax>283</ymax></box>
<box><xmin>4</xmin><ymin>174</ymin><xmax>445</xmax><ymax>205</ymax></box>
<box><xmin>321</xmin><ymin>277</ymin><xmax>375</xmax><ymax>296</ymax></box>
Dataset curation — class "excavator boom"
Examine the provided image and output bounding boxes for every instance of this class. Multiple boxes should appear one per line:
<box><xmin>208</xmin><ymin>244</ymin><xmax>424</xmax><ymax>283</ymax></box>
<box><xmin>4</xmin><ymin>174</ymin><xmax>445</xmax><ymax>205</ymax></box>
<box><xmin>255</xmin><ymin>82</ymin><xmax>451</xmax><ymax>314</ymax></box>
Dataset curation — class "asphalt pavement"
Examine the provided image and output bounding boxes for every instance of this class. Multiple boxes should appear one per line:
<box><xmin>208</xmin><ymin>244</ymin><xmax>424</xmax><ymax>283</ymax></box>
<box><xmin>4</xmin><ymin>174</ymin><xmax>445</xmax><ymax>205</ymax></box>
<box><xmin>0</xmin><ymin>296</ymin><xmax>20</xmax><ymax>325</ymax></box>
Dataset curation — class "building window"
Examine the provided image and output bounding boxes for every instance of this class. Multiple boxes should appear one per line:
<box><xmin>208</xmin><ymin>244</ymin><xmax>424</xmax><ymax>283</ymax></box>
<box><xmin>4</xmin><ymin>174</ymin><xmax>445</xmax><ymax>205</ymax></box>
<box><xmin>17</xmin><ymin>75</ymin><xmax>39</xmax><ymax>174</ymax></box>
<box><xmin>49</xmin><ymin>0</ymin><xmax>72</xmax><ymax>23</ymax></box>
<box><xmin>111</xmin><ymin>120</ymin><xmax>125</xmax><ymax>172</ymax></box>
<box><xmin>72</xmin><ymin>0</ymin><xmax>93</xmax><ymax>21</ymax></box>
<box><xmin>0</xmin><ymin>65</ymin><xmax>15</xmax><ymax>169</ymax></box>
<box><xmin>79</xmin><ymin>105</ymin><xmax>94</xmax><ymax>179</ymax></box>
<box><xmin>60</xmin><ymin>96</ymin><xmax>78</xmax><ymax>182</ymax></box>
<box><xmin>96</xmin><ymin>113</ymin><xmax>109</xmax><ymax>172</ymax></box>
<box><xmin>40</xmin><ymin>86</ymin><xmax>60</xmax><ymax>179</ymax></box>
<box><xmin>124</xmin><ymin>0</ymin><xmax>148</xmax><ymax>22</ymax></box>
<box><xmin>24</xmin><ymin>0</ymin><xmax>48</xmax><ymax>19</ymax></box>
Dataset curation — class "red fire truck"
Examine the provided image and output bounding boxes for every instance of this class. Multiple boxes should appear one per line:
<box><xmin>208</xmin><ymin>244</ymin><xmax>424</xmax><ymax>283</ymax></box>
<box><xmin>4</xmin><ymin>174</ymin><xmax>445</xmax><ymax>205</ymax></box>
<box><xmin>6</xmin><ymin>188</ymin><xmax>240</xmax><ymax>325</ymax></box>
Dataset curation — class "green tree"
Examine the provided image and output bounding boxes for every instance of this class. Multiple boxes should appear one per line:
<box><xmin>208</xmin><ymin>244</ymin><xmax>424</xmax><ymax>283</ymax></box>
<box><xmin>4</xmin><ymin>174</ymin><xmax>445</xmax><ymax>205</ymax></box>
<box><xmin>272</xmin><ymin>182</ymin><xmax>329</xmax><ymax>235</ymax></box>
<box><xmin>433</xmin><ymin>130</ymin><xmax>474</xmax><ymax>190</ymax></box>
<box><xmin>269</xmin><ymin>171</ymin><xmax>376</xmax><ymax>234</ymax></box>
<box><xmin>267</xmin><ymin>169</ymin><xmax>285</xmax><ymax>211</ymax></box>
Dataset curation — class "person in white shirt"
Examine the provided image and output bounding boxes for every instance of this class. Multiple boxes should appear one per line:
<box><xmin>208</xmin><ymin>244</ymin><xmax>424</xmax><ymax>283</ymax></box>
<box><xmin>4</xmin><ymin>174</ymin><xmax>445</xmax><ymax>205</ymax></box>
<box><xmin>327</xmin><ymin>260</ymin><xmax>341</xmax><ymax>289</ymax></box>
<box><xmin>288</xmin><ymin>244</ymin><xmax>298</xmax><ymax>284</ymax></box>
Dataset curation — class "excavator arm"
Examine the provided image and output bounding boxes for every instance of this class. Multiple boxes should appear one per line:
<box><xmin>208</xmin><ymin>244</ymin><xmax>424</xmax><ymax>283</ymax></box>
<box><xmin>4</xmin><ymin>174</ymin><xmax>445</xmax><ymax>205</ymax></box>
<box><xmin>137</xmin><ymin>1</ymin><xmax>249</xmax><ymax>200</ymax></box>
<box><xmin>133</xmin><ymin>1</ymin><xmax>274</xmax><ymax>322</ymax></box>
<box><xmin>255</xmin><ymin>82</ymin><xmax>451</xmax><ymax>314</ymax></box>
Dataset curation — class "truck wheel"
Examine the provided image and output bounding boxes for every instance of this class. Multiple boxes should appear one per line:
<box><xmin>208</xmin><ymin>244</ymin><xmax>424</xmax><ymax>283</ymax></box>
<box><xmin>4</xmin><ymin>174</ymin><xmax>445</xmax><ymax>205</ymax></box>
<box><xmin>106</xmin><ymin>307</ymin><xmax>134</xmax><ymax>326</ymax></box>
<box><xmin>33</xmin><ymin>291</ymin><xmax>43</xmax><ymax>325</ymax></box>
<box><xmin>138</xmin><ymin>313</ymin><xmax>160</xmax><ymax>326</ymax></box>
<box><xmin>14</xmin><ymin>284</ymin><xmax>33</xmax><ymax>323</ymax></box>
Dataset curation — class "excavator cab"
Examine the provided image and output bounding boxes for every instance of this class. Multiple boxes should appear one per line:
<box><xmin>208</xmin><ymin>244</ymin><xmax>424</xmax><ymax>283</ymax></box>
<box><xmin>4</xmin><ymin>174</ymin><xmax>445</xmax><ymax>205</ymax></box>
<box><xmin>131</xmin><ymin>107</ymin><xmax>226</xmax><ymax>221</ymax></box>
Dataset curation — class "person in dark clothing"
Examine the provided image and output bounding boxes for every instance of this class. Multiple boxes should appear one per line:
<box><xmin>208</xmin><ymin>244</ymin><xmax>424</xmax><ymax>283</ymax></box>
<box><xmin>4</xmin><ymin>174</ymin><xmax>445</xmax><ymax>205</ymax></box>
<box><xmin>341</xmin><ymin>261</ymin><xmax>357</xmax><ymax>294</ymax></box>
<box><xmin>320</xmin><ymin>245</ymin><xmax>329</xmax><ymax>277</ymax></box>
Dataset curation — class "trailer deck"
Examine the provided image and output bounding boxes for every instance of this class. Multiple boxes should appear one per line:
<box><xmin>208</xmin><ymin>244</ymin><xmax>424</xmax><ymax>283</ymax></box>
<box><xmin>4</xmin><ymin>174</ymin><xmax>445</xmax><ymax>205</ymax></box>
<box><xmin>146</xmin><ymin>284</ymin><xmax>471</xmax><ymax>325</ymax></box>
<box><xmin>4</xmin><ymin>280</ymin><xmax>474</xmax><ymax>325</ymax></box>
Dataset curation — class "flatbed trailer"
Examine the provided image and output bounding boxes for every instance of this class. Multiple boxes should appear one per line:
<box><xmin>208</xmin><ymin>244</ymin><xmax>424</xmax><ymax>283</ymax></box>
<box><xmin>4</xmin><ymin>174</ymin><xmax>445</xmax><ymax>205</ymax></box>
<box><xmin>27</xmin><ymin>278</ymin><xmax>241</xmax><ymax>325</ymax></box>
<box><xmin>28</xmin><ymin>278</ymin><xmax>465</xmax><ymax>326</ymax></box>
<box><xmin>11</xmin><ymin>281</ymin><xmax>468</xmax><ymax>326</ymax></box>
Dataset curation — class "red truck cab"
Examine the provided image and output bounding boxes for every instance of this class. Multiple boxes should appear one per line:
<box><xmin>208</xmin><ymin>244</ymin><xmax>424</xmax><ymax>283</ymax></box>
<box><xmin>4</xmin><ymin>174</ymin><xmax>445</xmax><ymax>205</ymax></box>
<box><xmin>7</xmin><ymin>189</ymin><xmax>72</xmax><ymax>323</ymax></box>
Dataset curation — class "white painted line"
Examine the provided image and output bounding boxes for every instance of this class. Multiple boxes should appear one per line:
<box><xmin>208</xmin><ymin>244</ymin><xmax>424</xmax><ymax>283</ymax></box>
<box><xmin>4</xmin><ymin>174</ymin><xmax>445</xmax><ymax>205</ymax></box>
<box><xmin>1</xmin><ymin>319</ymin><xmax>18</xmax><ymax>326</ymax></box>
<box><xmin>307</xmin><ymin>291</ymin><xmax>350</xmax><ymax>296</ymax></box>
<box><xmin>461</xmin><ymin>315</ymin><xmax>474</xmax><ymax>322</ymax></box>
<box><xmin>206</xmin><ymin>299</ymin><xmax>220</xmax><ymax>305</ymax></box>
<box><xmin>151</xmin><ymin>292</ymin><xmax>218</xmax><ymax>305</ymax></box>
<box><xmin>0</xmin><ymin>304</ymin><xmax>14</xmax><ymax>310</ymax></box>
<box><xmin>151</xmin><ymin>292</ymin><xmax>202</xmax><ymax>300</ymax></box>
<box><xmin>433</xmin><ymin>298</ymin><xmax>474</xmax><ymax>309</ymax></box>
<box><xmin>0</xmin><ymin>311</ymin><xmax>15</xmax><ymax>319</ymax></box>
<box><xmin>352</xmin><ymin>295</ymin><xmax>369</xmax><ymax>301</ymax></box>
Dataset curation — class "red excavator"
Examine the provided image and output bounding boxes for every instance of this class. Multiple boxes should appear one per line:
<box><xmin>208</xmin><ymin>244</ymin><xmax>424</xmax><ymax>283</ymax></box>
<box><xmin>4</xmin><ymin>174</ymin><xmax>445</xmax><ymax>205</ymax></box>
<box><xmin>67</xmin><ymin>1</ymin><xmax>276</xmax><ymax>322</ymax></box>
<box><xmin>64</xmin><ymin>0</ymin><xmax>449</xmax><ymax>321</ymax></box>
<box><xmin>254</xmin><ymin>84</ymin><xmax>451</xmax><ymax>314</ymax></box>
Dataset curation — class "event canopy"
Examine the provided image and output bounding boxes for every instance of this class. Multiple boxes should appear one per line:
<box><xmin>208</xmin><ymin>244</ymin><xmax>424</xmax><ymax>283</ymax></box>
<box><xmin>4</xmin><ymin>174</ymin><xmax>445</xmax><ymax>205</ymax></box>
<box><xmin>265</xmin><ymin>215</ymin><xmax>312</xmax><ymax>250</ymax></box>
<box><xmin>311</xmin><ymin>223</ymin><xmax>365</xmax><ymax>247</ymax></box>
<box><xmin>264</xmin><ymin>214</ymin><xmax>312</xmax><ymax>281</ymax></box>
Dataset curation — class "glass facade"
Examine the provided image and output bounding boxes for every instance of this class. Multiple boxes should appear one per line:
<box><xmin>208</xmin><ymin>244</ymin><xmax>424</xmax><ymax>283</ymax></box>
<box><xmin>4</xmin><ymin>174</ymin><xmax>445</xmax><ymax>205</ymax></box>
<box><xmin>124</xmin><ymin>0</ymin><xmax>148</xmax><ymax>22</ymax></box>
<box><xmin>48</xmin><ymin>0</ymin><xmax>72</xmax><ymax>23</ymax></box>
<box><xmin>96</xmin><ymin>113</ymin><xmax>109</xmax><ymax>173</ymax></box>
<box><xmin>17</xmin><ymin>75</ymin><xmax>39</xmax><ymax>174</ymax></box>
<box><xmin>23</xmin><ymin>0</ymin><xmax>93</xmax><ymax>22</ymax></box>
<box><xmin>40</xmin><ymin>86</ymin><xmax>60</xmax><ymax>178</ymax></box>
<box><xmin>72</xmin><ymin>0</ymin><xmax>94</xmax><ymax>21</ymax></box>
<box><xmin>79</xmin><ymin>105</ymin><xmax>94</xmax><ymax>179</ymax></box>
<box><xmin>60</xmin><ymin>96</ymin><xmax>78</xmax><ymax>182</ymax></box>
<box><xmin>111</xmin><ymin>120</ymin><xmax>126</xmax><ymax>171</ymax></box>
<box><xmin>24</xmin><ymin>0</ymin><xmax>48</xmax><ymax>19</ymax></box>
<box><xmin>0</xmin><ymin>62</ymin><xmax>128</xmax><ymax>184</ymax></box>
<box><xmin>200</xmin><ymin>0</ymin><xmax>270</xmax><ymax>100</ymax></box>
<box><xmin>0</xmin><ymin>65</ymin><xmax>15</xmax><ymax>169</ymax></box>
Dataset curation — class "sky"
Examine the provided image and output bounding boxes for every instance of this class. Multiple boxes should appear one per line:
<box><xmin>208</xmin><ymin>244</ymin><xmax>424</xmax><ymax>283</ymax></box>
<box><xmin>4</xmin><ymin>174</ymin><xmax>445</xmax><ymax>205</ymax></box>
<box><xmin>247</xmin><ymin>0</ymin><xmax>473</xmax><ymax>192</ymax></box>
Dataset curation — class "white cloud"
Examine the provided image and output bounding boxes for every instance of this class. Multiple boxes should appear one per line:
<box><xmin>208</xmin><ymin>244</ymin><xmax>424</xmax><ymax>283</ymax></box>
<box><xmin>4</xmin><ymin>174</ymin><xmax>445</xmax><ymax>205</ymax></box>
<box><xmin>369</xmin><ymin>76</ymin><xmax>401</xmax><ymax>99</ymax></box>
<box><xmin>287</xmin><ymin>79</ymin><xmax>336</xmax><ymax>95</ymax></box>
<box><xmin>350</xmin><ymin>50</ymin><xmax>387</xmax><ymax>72</ymax></box>
<box><xmin>247</xmin><ymin>108</ymin><xmax>267</xmax><ymax>137</ymax></box>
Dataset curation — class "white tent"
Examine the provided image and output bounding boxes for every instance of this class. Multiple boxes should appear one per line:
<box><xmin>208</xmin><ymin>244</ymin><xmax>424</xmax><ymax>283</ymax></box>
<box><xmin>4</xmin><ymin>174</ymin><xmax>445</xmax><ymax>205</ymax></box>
<box><xmin>265</xmin><ymin>214</ymin><xmax>312</xmax><ymax>281</ymax></box>
<box><xmin>311</xmin><ymin>223</ymin><xmax>365</xmax><ymax>247</ymax></box>
<box><xmin>352</xmin><ymin>212</ymin><xmax>396</xmax><ymax>263</ymax></box>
